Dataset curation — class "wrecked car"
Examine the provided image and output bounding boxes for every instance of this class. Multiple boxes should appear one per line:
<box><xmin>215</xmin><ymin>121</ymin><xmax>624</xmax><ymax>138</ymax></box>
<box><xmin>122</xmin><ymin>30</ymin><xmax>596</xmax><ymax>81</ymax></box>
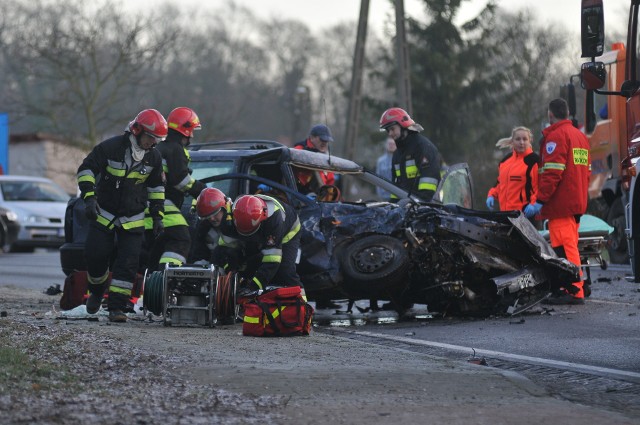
<box><xmin>187</xmin><ymin>141</ymin><xmax>579</xmax><ymax>316</ymax></box>
<box><xmin>60</xmin><ymin>140</ymin><xmax>579</xmax><ymax>316</ymax></box>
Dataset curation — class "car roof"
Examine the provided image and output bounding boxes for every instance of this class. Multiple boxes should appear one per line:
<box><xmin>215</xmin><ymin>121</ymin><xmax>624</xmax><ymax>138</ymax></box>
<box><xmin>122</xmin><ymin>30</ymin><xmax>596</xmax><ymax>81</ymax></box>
<box><xmin>189</xmin><ymin>140</ymin><xmax>363</xmax><ymax>173</ymax></box>
<box><xmin>0</xmin><ymin>175</ymin><xmax>57</xmax><ymax>183</ymax></box>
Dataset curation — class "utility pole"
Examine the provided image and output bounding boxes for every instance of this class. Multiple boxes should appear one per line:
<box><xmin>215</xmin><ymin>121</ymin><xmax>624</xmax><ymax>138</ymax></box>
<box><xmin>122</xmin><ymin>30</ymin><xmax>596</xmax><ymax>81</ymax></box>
<box><xmin>344</xmin><ymin>0</ymin><xmax>411</xmax><ymax>166</ymax></box>
<box><xmin>342</xmin><ymin>0</ymin><xmax>370</xmax><ymax>198</ymax></box>
<box><xmin>395</xmin><ymin>0</ymin><xmax>412</xmax><ymax>114</ymax></box>
<box><xmin>344</xmin><ymin>0</ymin><xmax>370</xmax><ymax>162</ymax></box>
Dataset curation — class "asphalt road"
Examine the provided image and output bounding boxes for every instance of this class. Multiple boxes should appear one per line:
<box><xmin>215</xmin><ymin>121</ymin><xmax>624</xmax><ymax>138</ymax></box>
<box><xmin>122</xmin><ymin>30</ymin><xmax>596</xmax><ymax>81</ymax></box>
<box><xmin>314</xmin><ymin>264</ymin><xmax>640</xmax><ymax>378</ymax></box>
<box><xmin>1</xmin><ymin>250</ymin><xmax>639</xmax><ymax>376</ymax></box>
<box><xmin>0</xmin><ymin>249</ymin><xmax>66</xmax><ymax>290</ymax></box>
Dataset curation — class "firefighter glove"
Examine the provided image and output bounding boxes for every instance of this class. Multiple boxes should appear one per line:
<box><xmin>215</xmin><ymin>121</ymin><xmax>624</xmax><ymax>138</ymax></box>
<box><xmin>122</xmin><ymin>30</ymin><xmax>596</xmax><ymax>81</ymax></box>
<box><xmin>84</xmin><ymin>196</ymin><xmax>99</xmax><ymax>220</ymax></box>
<box><xmin>486</xmin><ymin>196</ymin><xmax>495</xmax><ymax>211</ymax></box>
<box><xmin>152</xmin><ymin>217</ymin><xmax>164</xmax><ymax>237</ymax></box>
<box><xmin>524</xmin><ymin>202</ymin><xmax>543</xmax><ymax>218</ymax></box>
<box><xmin>237</xmin><ymin>278</ymin><xmax>261</xmax><ymax>298</ymax></box>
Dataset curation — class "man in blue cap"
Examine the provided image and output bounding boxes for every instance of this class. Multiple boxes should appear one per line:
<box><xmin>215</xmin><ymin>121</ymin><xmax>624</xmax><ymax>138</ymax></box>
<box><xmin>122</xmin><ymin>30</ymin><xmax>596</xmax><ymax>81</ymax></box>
<box><xmin>293</xmin><ymin>124</ymin><xmax>339</xmax><ymax>309</ymax></box>
<box><xmin>294</xmin><ymin>124</ymin><xmax>334</xmax><ymax>154</ymax></box>
<box><xmin>293</xmin><ymin>124</ymin><xmax>336</xmax><ymax>190</ymax></box>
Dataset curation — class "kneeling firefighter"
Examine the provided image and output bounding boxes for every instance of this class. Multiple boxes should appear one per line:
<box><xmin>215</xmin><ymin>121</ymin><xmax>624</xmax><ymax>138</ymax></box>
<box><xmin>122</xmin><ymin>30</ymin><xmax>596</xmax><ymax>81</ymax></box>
<box><xmin>226</xmin><ymin>194</ymin><xmax>303</xmax><ymax>295</ymax></box>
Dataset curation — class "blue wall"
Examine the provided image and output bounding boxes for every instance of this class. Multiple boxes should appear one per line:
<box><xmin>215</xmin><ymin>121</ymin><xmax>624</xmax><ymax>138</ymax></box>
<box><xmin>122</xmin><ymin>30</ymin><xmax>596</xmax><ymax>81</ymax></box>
<box><xmin>0</xmin><ymin>113</ymin><xmax>7</xmax><ymax>174</ymax></box>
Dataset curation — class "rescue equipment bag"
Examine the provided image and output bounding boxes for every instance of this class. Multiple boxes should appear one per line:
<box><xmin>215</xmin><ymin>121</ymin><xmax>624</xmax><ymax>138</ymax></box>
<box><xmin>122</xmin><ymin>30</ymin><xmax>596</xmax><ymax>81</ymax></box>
<box><xmin>242</xmin><ymin>286</ymin><xmax>313</xmax><ymax>337</ymax></box>
<box><xmin>60</xmin><ymin>270</ymin><xmax>90</xmax><ymax>311</ymax></box>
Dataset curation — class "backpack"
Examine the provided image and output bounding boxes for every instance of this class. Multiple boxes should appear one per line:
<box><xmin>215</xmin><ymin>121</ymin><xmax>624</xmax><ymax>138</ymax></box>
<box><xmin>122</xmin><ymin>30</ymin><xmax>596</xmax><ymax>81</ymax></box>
<box><xmin>242</xmin><ymin>286</ymin><xmax>313</xmax><ymax>337</ymax></box>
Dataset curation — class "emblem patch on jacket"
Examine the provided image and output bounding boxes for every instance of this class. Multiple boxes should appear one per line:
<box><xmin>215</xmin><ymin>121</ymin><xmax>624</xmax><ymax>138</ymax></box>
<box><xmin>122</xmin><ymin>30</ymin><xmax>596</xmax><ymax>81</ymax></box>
<box><xmin>266</xmin><ymin>235</ymin><xmax>276</xmax><ymax>246</ymax></box>
<box><xmin>421</xmin><ymin>156</ymin><xmax>429</xmax><ymax>166</ymax></box>
<box><xmin>546</xmin><ymin>142</ymin><xmax>557</xmax><ymax>155</ymax></box>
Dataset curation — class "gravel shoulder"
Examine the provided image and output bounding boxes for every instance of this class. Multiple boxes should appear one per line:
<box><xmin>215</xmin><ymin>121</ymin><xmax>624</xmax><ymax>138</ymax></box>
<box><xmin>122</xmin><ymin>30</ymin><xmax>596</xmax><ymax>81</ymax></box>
<box><xmin>0</xmin><ymin>285</ymin><xmax>636</xmax><ymax>425</ymax></box>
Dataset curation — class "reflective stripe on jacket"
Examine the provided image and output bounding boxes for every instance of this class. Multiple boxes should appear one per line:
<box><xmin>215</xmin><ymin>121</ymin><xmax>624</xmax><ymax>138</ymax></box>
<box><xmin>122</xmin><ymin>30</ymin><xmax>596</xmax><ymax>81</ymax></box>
<box><xmin>392</xmin><ymin>132</ymin><xmax>441</xmax><ymax>201</ymax></box>
<box><xmin>219</xmin><ymin>194</ymin><xmax>300</xmax><ymax>289</ymax></box>
<box><xmin>77</xmin><ymin>134</ymin><xmax>164</xmax><ymax>230</ymax></box>
<box><xmin>538</xmin><ymin>120</ymin><xmax>591</xmax><ymax>219</ymax></box>
<box><xmin>487</xmin><ymin>147</ymin><xmax>539</xmax><ymax>211</ymax></box>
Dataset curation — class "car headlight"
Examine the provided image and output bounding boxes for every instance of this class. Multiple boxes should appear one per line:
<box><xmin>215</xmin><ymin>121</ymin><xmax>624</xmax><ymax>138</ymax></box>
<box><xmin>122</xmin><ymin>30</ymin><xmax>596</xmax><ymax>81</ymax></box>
<box><xmin>5</xmin><ymin>211</ymin><xmax>18</xmax><ymax>221</ymax></box>
<box><xmin>24</xmin><ymin>215</ymin><xmax>50</xmax><ymax>224</ymax></box>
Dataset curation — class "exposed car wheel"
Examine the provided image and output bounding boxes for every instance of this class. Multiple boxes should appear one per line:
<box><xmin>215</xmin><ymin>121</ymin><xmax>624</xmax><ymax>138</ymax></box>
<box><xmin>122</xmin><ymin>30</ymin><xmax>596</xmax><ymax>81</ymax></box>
<box><xmin>339</xmin><ymin>235</ymin><xmax>409</xmax><ymax>293</ymax></box>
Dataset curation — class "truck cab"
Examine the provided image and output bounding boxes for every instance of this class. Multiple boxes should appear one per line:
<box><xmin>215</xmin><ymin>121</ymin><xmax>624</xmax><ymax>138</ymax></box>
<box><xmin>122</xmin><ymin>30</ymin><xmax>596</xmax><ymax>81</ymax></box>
<box><xmin>580</xmin><ymin>0</ymin><xmax>640</xmax><ymax>279</ymax></box>
<box><xmin>566</xmin><ymin>43</ymin><xmax>628</xmax><ymax>263</ymax></box>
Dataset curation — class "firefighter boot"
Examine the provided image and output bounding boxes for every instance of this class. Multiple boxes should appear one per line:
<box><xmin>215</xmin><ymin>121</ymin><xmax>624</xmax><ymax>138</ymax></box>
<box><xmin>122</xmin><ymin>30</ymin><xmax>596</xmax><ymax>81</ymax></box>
<box><xmin>85</xmin><ymin>283</ymin><xmax>107</xmax><ymax>315</ymax></box>
<box><xmin>107</xmin><ymin>292</ymin><xmax>129</xmax><ymax>323</ymax></box>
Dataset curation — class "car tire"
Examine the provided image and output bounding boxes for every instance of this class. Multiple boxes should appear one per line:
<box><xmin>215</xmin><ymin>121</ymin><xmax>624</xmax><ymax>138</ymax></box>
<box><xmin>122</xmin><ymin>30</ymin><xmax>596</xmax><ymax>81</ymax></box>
<box><xmin>9</xmin><ymin>244</ymin><xmax>34</xmax><ymax>253</ymax></box>
<box><xmin>606</xmin><ymin>197</ymin><xmax>629</xmax><ymax>264</ymax></box>
<box><xmin>0</xmin><ymin>227</ymin><xmax>5</xmax><ymax>253</ymax></box>
<box><xmin>339</xmin><ymin>234</ymin><xmax>410</xmax><ymax>292</ymax></box>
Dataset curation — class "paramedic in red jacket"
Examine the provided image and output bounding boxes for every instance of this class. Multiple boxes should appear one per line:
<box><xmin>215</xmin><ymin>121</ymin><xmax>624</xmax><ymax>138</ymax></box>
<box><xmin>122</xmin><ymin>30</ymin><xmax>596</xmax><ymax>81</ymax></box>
<box><xmin>486</xmin><ymin>126</ymin><xmax>539</xmax><ymax>213</ymax></box>
<box><xmin>524</xmin><ymin>98</ymin><xmax>591</xmax><ymax>305</ymax></box>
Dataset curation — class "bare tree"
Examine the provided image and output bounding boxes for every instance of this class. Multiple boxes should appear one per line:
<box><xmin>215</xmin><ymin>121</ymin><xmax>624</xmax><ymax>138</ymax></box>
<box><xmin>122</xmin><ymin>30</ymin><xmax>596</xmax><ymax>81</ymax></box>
<box><xmin>0</xmin><ymin>0</ymin><xmax>178</xmax><ymax>147</ymax></box>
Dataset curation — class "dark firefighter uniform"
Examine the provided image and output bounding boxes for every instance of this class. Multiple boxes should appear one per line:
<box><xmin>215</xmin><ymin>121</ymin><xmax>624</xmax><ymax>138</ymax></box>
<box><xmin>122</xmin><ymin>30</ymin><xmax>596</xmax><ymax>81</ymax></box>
<box><xmin>77</xmin><ymin>134</ymin><xmax>164</xmax><ymax>310</ymax></box>
<box><xmin>392</xmin><ymin>131</ymin><xmax>441</xmax><ymax>202</ymax></box>
<box><xmin>220</xmin><ymin>194</ymin><xmax>302</xmax><ymax>290</ymax></box>
<box><xmin>144</xmin><ymin>134</ymin><xmax>205</xmax><ymax>270</ymax></box>
<box><xmin>191</xmin><ymin>203</ymin><xmax>235</xmax><ymax>266</ymax></box>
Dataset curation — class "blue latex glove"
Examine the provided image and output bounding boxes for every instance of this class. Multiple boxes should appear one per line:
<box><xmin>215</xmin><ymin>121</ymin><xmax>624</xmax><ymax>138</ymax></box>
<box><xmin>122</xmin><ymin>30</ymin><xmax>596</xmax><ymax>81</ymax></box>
<box><xmin>524</xmin><ymin>202</ymin><xmax>543</xmax><ymax>218</ymax></box>
<box><xmin>257</xmin><ymin>183</ymin><xmax>272</xmax><ymax>192</ymax></box>
<box><xmin>486</xmin><ymin>196</ymin><xmax>495</xmax><ymax>211</ymax></box>
<box><xmin>307</xmin><ymin>193</ymin><xmax>317</xmax><ymax>200</ymax></box>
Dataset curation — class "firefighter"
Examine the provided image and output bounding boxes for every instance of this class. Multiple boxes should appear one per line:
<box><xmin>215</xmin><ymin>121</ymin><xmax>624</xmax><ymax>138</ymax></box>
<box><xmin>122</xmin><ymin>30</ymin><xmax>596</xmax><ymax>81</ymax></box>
<box><xmin>525</xmin><ymin>98</ymin><xmax>591</xmax><ymax>305</ymax></box>
<box><xmin>379</xmin><ymin>107</ymin><xmax>442</xmax><ymax>202</ymax></box>
<box><xmin>191</xmin><ymin>187</ymin><xmax>237</xmax><ymax>268</ymax></box>
<box><xmin>77</xmin><ymin>109</ymin><xmax>167</xmax><ymax>322</ymax></box>
<box><xmin>144</xmin><ymin>107</ymin><xmax>206</xmax><ymax>271</ymax></box>
<box><xmin>230</xmin><ymin>194</ymin><xmax>303</xmax><ymax>295</ymax></box>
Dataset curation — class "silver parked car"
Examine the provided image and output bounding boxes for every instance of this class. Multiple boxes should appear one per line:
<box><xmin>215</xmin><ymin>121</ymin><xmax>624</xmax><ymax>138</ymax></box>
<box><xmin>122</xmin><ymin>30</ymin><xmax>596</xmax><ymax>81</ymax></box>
<box><xmin>0</xmin><ymin>175</ymin><xmax>70</xmax><ymax>252</ymax></box>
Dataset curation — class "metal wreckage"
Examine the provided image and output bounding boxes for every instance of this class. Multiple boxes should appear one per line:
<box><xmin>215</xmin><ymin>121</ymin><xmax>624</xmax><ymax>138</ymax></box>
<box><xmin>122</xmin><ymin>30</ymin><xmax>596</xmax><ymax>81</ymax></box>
<box><xmin>183</xmin><ymin>144</ymin><xmax>580</xmax><ymax>318</ymax></box>
<box><xmin>296</xmin><ymin>199</ymin><xmax>579</xmax><ymax>317</ymax></box>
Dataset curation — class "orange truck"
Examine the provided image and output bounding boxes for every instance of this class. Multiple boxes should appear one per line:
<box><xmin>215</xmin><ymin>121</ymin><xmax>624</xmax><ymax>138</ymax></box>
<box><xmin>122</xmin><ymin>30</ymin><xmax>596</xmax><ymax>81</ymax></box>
<box><xmin>564</xmin><ymin>42</ymin><xmax>628</xmax><ymax>264</ymax></box>
<box><xmin>580</xmin><ymin>0</ymin><xmax>640</xmax><ymax>279</ymax></box>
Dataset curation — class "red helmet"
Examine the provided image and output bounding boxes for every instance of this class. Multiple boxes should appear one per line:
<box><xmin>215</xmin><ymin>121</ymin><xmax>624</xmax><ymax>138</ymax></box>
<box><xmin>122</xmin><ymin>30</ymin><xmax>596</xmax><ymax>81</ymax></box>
<box><xmin>379</xmin><ymin>107</ymin><xmax>424</xmax><ymax>132</ymax></box>
<box><xmin>128</xmin><ymin>109</ymin><xmax>168</xmax><ymax>140</ymax></box>
<box><xmin>196</xmin><ymin>188</ymin><xmax>229</xmax><ymax>219</ymax></box>
<box><xmin>167</xmin><ymin>107</ymin><xmax>202</xmax><ymax>138</ymax></box>
<box><xmin>233</xmin><ymin>195</ymin><xmax>268</xmax><ymax>236</ymax></box>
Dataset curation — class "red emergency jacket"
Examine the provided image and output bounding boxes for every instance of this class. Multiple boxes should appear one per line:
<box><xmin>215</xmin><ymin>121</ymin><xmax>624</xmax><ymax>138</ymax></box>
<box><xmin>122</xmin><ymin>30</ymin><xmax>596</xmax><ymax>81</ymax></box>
<box><xmin>537</xmin><ymin>120</ymin><xmax>590</xmax><ymax>220</ymax></box>
<box><xmin>293</xmin><ymin>139</ymin><xmax>335</xmax><ymax>187</ymax></box>
<box><xmin>487</xmin><ymin>147</ymin><xmax>539</xmax><ymax>212</ymax></box>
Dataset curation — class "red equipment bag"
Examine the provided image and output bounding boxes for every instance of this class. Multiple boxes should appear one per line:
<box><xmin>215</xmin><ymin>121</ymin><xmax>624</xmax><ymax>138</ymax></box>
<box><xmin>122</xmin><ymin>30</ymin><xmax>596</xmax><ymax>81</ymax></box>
<box><xmin>60</xmin><ymin>271</ymin><xmax>90</xmax><ymax>311</ymax></box>
<box><xmin>59</xmin><ymin>271</ymin><xmax>144</xmax><ymax>311</ymax></box>
<box><xmin>242</xmin><ymin>286</ymin><xmax>314</xmax><ymax>337</ymax></box>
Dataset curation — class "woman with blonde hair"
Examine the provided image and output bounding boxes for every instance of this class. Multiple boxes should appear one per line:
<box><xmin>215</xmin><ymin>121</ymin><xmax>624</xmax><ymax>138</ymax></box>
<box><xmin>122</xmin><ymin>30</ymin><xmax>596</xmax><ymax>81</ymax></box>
<box><xmin>486</xmin><ymin>126</ymin><xmax>540</xmax><ymax>214</ymax></box>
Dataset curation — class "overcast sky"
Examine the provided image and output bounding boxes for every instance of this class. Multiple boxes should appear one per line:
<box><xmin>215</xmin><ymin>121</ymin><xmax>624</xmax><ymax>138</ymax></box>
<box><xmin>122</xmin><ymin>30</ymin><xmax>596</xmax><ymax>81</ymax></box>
<box><xmin>225</xmin><ymin>0</ymin><xmax>629</xmax><ymax>37</ymax></box>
